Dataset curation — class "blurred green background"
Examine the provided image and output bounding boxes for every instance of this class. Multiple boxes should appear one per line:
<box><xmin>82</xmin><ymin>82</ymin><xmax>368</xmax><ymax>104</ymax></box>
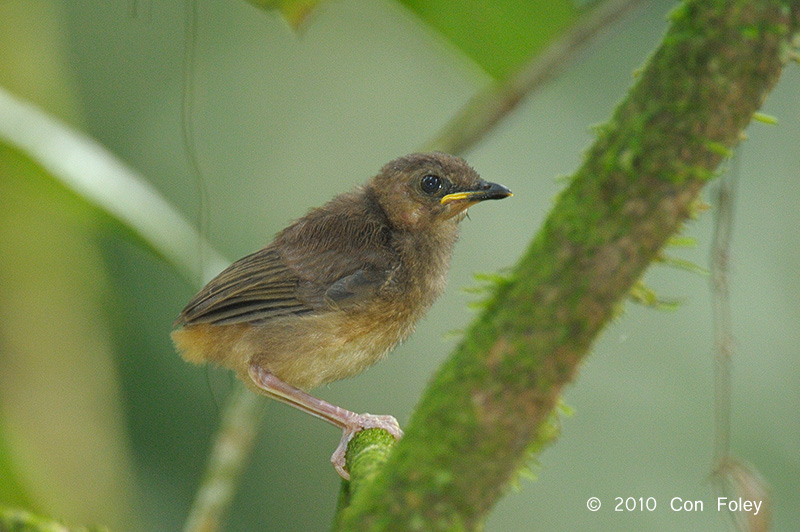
<box><xmin>1</xmin><ymin>1</ymin><xmax>798</xmax><ymax>531</ymax></box>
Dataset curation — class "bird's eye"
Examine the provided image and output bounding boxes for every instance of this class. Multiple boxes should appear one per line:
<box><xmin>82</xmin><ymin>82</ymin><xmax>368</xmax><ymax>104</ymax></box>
<box><xmin>420</xmin><ymin>174</ymin><xmax>442</xmax><ymax>195</ymax></box>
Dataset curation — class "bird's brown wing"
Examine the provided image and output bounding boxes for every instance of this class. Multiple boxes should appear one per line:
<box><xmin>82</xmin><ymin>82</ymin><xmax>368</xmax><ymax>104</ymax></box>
<box><xmin>175</xmin><ymin>207</ymin><xmax>396</xmax><ymax>327</ymax></box>
<box><xmin>174</xmin><ymin>246</ymin><xmax>314</xmax><ymax>326</ymax></box>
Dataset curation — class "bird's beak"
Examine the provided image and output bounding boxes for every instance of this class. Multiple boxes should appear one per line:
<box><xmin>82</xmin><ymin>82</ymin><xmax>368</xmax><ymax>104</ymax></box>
<box><xmin>440</xmin><ymin>180</ymin><xmax>513</xmax><ymax>206</ymax></box>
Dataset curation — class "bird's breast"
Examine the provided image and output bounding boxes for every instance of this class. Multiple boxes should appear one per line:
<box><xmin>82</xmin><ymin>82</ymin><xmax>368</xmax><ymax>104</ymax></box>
<box><xmin>386</xmin><ymin>225</ymin><xmax>458</xmax><ymax>315</ymax></box>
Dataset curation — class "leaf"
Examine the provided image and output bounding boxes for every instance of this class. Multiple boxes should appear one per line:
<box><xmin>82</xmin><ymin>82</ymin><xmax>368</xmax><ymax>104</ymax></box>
<box><xmin>0</xmin><ymin>144</ymin><xmax>138</xmax><ymax>530</ymax></box>
<box><xmin>0</xmin><ymin>427</ymin><xmax>33</xmax><ymax>509</ymax></box>
<box><xmin>0</xmin><ymin>87</ymin><xmax>228</xmax><ymax>286</ymax></box>
<box><xmin>244</xmin><ymin>0</ymin><xmax>325</xmax><ymax>28</ymax></box>
<box><xmin>397</xmin><ymin>0</ymin><xmax>578</xmax><ymax>79</ymax></box>
<box><xmin>0</xmin><ymin>506</ymin><xmax>111</xmax><ymax>532</ymax></box>
<box><xmin>752</xmin><ymin>111</ymin><xmax>778</xmax><ymax>124</ymax></box>
<box><xmin>246</xmin><ymin>0</ymin><xmax>579</xmax><ymax>77</ymax></box>
<box><xmin>629</xmin><ymin>281</ymin><xmax>683</xmax><ymax>310</ymax></box>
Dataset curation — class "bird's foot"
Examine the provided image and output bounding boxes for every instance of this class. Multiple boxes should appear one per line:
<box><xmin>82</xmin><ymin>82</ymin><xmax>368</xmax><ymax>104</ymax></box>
<box><xmin>247</xmin><ymin>364</ymin><xmax>403</xmax><ymax>480</ymax></box>
<box><xmin>330</xmin><ymin>412</ymin><xmax>403</xmax><ymax>480</ymax></box>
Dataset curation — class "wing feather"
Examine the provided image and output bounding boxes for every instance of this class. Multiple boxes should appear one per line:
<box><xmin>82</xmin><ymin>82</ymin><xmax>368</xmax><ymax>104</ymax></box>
<box><xmin>175</xmin><ymin>247</ymin><xmax>312</xmax><ymax>326</ymax></box>
<box><xmin>174</xmin><ymin>190</ymin><xmax>398</xmax><ymax>328</ymax></box>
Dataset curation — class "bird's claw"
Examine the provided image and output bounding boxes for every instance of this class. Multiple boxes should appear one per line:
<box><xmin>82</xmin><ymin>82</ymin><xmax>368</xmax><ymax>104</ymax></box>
<box><xmin>331</xmin><ymin>413</ymin><xmax>403</xmax><ymax>480</ymax></box>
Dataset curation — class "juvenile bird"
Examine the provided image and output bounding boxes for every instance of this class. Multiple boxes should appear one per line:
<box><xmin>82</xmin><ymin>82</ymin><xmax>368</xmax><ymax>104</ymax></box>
<box><xmin>172</xmin><ymin>152</ymin><xmax>511</xmax><ymax>478</ymax></box>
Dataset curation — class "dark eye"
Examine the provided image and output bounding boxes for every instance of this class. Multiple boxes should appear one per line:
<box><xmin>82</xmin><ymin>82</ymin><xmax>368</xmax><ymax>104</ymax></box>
<box><xmin>420</xmin><ymin>174</ymin><xmax>442</xmax><ymax>195</ymax></box>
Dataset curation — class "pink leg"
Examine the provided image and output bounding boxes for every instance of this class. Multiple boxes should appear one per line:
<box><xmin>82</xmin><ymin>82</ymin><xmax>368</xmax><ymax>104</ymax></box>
<box><xmin>248</xmin><ymin>363</ymin><xmax>402</xmax><ymax>480</ymax></box>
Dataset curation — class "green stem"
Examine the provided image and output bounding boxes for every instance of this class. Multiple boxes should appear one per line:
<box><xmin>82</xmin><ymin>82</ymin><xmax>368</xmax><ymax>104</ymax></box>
<box><xmin>182</xmin><ymin>384</ymin><xmax>263</xmax><ymax>532</ymax></box>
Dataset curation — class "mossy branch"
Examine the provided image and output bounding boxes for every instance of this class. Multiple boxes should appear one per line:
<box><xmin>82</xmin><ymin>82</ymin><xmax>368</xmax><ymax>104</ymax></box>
<box><xmin>335</xmin><ymin>1</ymin><xmax>800</xmax><ymax>530</ymax></box>
<box><xmin>332</xmin><ymin>430</ymin><xmax>398</xmax><ymax>532</ymax></box>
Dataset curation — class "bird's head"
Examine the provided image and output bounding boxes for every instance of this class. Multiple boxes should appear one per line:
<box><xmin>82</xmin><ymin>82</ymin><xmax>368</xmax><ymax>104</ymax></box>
<box><xmin>369</xmin><ymin>152</ymin><xmax>512</xmax><ymax>231</ymax></box>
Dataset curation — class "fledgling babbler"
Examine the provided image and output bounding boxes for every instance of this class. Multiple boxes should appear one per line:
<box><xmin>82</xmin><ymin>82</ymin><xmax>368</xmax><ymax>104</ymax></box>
<box><xmin>172</xmin><ymin>152</ymin><xmax>512</xmax><ymax>478</ymax></box>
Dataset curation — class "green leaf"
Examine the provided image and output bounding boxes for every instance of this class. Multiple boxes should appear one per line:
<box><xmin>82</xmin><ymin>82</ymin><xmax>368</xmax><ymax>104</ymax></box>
<box><xmin>752</xmin><ymin>111</ymin><xmax>778</xmax><ymax>124</ymax></box>
<box><xmin>0</xmin><ymin>426</ymin><xmax>33</xmax><ymax>509</ymax></box>
<box><xmin>629</xmin><ymin>281</ymin><xmax>683</xmax><ymax>310</ymax></box>
<box><xmin>397</xmin><ymin>0</ymin><xmax>578</xmax><ymax>79</ymax></box>
<box><xmin>244</xmin><ymin>0</ymin><xmax>325</xmax><ymax>28</ymax></box>
<box><xmin>666</xmin><ymin>235</ymin><xmax>698</xmax><ymax>248</ymax></box>
<box><xmin>659</xmin><ymin>255</ymin><xmax>709</xmax><ymax>276</ymax></box>
<box><xmin>0</xmin><ymin>143</ymin><xmax>139</xmax><ymax>531</ymax></box>
<box><xmin>246</xmin><ymin>0</ymin><xmax>579</xmax><ymax>78</ymax></box>
<box><xmin>0</xmin><ymin>507</ymin><xmax>111</xmax><ymax>532</ymax></box>
<box><xmin>0</xmin><ymin>87</ymin><xmax>228</xmax><ymax>286</ymax></box>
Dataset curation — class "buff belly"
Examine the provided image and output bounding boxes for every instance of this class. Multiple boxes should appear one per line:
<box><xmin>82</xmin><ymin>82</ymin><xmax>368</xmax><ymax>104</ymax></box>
<box><xmin>172</xmin><ymin>302</ymin><xmax>417</xmax><ymax>391</ymax></box>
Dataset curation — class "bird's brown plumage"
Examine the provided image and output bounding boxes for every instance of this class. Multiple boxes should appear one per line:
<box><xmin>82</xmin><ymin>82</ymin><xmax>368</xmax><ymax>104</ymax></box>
<box><xmin>173</xmin><ymin>153</ymin><xmax>510</xmax><ymax>391</ymax></box>
<box><xmin>172</xmin><ymin>153</ymin><xmax>511</xmax><ymax>477</ymax></box>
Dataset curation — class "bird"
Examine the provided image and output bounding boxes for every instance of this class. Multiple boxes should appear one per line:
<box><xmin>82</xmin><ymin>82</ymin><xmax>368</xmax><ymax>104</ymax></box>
<box><xmin>172</xmin><ymin>152</ymin><xmax>512</xmax><ymax>479</ymax></box>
